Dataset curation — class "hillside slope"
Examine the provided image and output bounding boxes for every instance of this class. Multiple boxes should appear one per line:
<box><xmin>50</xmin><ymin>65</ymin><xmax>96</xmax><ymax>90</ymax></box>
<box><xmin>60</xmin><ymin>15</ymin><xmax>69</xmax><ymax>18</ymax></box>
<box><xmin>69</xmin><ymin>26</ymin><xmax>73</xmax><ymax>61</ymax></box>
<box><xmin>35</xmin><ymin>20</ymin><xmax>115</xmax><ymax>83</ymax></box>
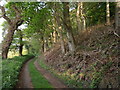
<box><xmin>44</xmin><ymin>25</ymin><xmax>119</xmax><ymax>88</ymax></box>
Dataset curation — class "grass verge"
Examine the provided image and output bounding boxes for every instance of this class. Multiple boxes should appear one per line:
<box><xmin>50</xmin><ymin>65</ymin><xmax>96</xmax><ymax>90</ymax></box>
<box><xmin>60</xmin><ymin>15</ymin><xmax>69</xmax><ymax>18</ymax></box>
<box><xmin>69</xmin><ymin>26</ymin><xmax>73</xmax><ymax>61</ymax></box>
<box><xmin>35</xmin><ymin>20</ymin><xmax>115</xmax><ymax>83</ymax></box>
<box><xmin>37</xmin><ymin>58</ymin><xmax>82</xmax><ymax>88</ymax></box>
<box><xmin>28</xmin><ymin>58</ymin><xmax>53</xmax><ymax>88</ymax></box>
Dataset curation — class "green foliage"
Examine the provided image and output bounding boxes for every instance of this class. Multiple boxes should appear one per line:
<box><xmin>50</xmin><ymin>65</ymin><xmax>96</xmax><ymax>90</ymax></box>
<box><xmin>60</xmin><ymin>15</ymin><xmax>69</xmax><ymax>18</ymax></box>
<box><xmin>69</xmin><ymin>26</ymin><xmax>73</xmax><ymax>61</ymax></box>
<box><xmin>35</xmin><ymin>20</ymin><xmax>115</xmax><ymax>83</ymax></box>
<box><xmin>28</xmin><ymin>58</ymin><xmax>53</xmax><ymax>88</ymax></box>
<box><xmin>2</xmin><ymin>54</ymin><xmax>34</xmax><ymax>88</ymax></box>
<box><xmin>84</xmin><ymin>2</ymin><xmax>115</xmax><ymax>26</ymax></box>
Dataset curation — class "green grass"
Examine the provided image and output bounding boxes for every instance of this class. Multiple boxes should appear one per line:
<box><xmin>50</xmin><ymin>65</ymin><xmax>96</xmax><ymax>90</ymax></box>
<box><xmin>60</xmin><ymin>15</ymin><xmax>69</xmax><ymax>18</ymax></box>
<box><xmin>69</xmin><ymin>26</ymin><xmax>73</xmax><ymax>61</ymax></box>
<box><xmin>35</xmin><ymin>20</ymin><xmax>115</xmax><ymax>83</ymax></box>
<box><xmin>28</xmin><ymin>58</ymin><xmax>53</xmax><ymax>88</ymax></box>
<box><xmin>37</xmin><ymin>58</ymin><xmax>82</xmax><ymax>88</ymax></box>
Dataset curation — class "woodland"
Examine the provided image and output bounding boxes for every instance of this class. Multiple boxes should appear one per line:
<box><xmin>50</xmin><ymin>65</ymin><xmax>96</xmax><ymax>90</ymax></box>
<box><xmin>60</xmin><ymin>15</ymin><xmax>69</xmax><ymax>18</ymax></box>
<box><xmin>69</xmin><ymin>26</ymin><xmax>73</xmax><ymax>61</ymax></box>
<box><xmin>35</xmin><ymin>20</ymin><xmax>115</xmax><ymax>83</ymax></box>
<box><xmin>0</xmin><ymin>1</ymin><xmax>120</xmax><ymax>88</ymax></box>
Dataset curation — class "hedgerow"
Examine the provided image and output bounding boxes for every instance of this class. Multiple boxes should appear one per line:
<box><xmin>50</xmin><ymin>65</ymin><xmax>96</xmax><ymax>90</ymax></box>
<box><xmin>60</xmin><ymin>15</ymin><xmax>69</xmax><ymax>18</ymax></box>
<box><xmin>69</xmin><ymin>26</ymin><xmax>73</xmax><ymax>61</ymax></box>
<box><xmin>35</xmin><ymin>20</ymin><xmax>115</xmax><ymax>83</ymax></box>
<box><xmin>1</xmin><ymin>54</ymin><xmax>34</xmax><ymax>88</ymax></box>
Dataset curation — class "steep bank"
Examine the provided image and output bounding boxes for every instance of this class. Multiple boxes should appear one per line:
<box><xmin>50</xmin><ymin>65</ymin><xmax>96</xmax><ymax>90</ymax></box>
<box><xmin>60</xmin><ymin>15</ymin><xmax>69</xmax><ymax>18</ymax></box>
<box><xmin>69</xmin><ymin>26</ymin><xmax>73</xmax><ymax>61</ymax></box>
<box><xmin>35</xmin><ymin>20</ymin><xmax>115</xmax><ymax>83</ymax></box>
<box><xmin>43</xmin><ymin>25</ymin><xmax>119</xmax><ymax>88</ymax></box>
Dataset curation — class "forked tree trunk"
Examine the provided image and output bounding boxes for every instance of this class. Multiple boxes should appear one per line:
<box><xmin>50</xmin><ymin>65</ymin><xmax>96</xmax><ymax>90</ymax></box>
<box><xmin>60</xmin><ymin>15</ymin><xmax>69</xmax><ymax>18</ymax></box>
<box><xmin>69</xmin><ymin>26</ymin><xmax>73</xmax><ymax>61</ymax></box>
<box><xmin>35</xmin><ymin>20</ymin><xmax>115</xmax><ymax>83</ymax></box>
<box><xmin>62</xmin><ymin>2</ymin><xmax>76</xmax><ymax>52</ymax></box>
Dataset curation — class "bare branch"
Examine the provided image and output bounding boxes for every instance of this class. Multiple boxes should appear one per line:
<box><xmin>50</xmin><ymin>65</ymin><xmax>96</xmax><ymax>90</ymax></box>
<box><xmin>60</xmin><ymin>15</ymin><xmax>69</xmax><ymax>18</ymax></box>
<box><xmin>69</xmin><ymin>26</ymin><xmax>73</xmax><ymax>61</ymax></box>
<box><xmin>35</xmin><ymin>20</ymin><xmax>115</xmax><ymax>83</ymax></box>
<box><xmin>0</xmin><ymin>5</ymin><xmax>12</xmax><ymax>25</ymax></box>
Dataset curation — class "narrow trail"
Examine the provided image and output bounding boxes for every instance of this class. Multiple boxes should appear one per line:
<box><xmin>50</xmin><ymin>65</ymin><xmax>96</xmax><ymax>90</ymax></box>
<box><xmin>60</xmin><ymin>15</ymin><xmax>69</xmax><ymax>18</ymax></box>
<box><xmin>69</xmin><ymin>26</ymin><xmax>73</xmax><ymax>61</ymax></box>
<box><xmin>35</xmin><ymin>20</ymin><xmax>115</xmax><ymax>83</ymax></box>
<box><xmin>34</xmin><ymin>60</ymin><xmax>68</xmax><ymax>88</ymax></box>
<box><xmin>16</xmin><ymin>58</ymin><xmax>67</xmax><ymax>88</ymax></box>
<box><xmin>16</xmin><ymin>58</ymin><xmax>33</xmax><ymax>88</ymax></box>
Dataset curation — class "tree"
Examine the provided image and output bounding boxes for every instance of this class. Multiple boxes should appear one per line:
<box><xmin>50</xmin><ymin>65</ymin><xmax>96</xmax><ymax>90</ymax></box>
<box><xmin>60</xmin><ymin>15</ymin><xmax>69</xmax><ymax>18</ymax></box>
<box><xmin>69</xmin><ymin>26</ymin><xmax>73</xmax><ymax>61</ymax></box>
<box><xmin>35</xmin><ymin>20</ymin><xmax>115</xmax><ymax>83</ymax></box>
<box><xmin>53</xmin><ymin>3</ymin><xmax>66</xmax><ymax>54</ymax></box>
<box><xmin>76</xmin><ymin>2</ymin><xmax>82</xmax><ymax>32</ymax></box>
<box><xmin>0</xmin><ymin>4</ymin><xmax>23</xmax><ymax>59</ymax></box>
<box><xmin>115</xmin><ymin>1</ymin><xmax>120</xmax><ymax>29</ymax></box>
<box><xmin>106</xmin><ymin>0</ymin><xmax>110</xmax><ymax>25</ymax></box>
<box><xmin>62</xmin><ymin>2</ymin><xmax>76</xmax><ymax>52</ymax></box>
<box><xmin>80</xmin><ymin>2</ymin><xmax>86</xmax><ymax>30</ymax></box>
<box><xmin>9</xmin><ymin>29</ymin><xmax>24</xmax><ymax>56</ymax></box>
<box><xmin>18</xmin><ymin>29</ymin><xmax>23</xmax><ymax>56</ymax></box>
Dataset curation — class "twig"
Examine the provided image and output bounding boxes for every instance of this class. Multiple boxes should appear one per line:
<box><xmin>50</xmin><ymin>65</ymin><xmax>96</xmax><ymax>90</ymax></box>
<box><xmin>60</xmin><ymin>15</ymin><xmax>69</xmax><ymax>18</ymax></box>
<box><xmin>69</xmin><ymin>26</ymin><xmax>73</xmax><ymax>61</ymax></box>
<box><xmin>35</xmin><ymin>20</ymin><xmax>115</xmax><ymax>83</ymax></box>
<box><xmin>114</xmin><ymin>31</ymin><xmax>120</xmax><ymax>38</ymax></box>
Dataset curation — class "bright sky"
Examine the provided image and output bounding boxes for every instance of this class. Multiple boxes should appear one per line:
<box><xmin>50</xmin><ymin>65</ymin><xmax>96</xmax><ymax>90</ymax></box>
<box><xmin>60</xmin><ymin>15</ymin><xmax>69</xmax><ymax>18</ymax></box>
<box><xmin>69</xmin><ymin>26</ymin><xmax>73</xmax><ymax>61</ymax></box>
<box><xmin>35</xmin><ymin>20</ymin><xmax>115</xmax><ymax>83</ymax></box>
<box><xmin>0</xmin><ymin>0</ymin><xmax>6</xmax><ymax>43</ymax></box>
<box><xmin>0</xmin><ymin>18</ymin><xmax>4</xmax><ymax>43</ymax></box>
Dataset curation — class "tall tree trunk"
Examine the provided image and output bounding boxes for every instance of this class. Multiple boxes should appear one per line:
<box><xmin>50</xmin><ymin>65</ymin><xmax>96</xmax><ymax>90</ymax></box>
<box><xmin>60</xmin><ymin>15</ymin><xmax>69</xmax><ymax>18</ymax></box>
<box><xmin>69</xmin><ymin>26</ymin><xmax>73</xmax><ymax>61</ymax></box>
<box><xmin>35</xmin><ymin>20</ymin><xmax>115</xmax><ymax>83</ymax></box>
<box><xmin>2</xmin><ymin>26</ymin><xmax>16</xmax><ymax>59</ymax></box>
<box><xmin>76</xmin><ymin>2</ymin><xmax>82</xmax><ymax>32</ymax></box>
<box><xmin>80</xmin><ymin>2</ymin><xmax>86</xmax><ymax>30</ymax></box>
<box><xmin>54</xmin><ymin>19</ymin><xmax>66</xmax><ymax>54</ymax></box>
<box><xmin>106</xmin><ymin>0</ymin><xmax>110</xmax><ymax>25</ymax></box>
<box><xmin>62</xmin><ymin>2</ymin><xmax>76</xmax><ymax>52</ymax></box>
<box><xmin>54</xmin><ymin>3</ymin><xmax>66</xmax><ymax>54</ymax></box>
<box><xmin>59</xmin><ymin>30</ymin><xmax>65</xmax><ymax>54</ymax></box>
<box><xmin>19</xmin><ymin>30</ymin><xmax>23</xmax><ymax>56</ymax></box>
<box><xmin>19</xmin><ymin>45</ymin><xmax>23</xmax><ymax>56</ymax></box>
<box><xmin>0</xmin><ymin>5</ymin><xmax>23</xmax><ymax>59</ymax></box>
<box><xmin>115</xmin><ymin>1</ymin><xmax>120</xmax><ymax>29</ymax></box>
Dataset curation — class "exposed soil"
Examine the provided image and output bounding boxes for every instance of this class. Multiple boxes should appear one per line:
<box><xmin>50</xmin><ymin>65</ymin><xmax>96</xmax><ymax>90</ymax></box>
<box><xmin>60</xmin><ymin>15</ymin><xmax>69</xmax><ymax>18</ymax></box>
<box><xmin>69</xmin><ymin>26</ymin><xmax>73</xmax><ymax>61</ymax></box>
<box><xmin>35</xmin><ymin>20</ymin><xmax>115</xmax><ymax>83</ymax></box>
<box><xmin>34</xmin><ymin>60</ymin><xmax>68</xmax><ymax>88</ymax></box>
<box><xmin>16</xmin><ymin>57</ymin><xmax>68</xmax><ymax>88</ymax></box>
<box><xmin>16</xmin><ymin>58</ymin><xmax>33</xmax><ymax>88</ymax></box>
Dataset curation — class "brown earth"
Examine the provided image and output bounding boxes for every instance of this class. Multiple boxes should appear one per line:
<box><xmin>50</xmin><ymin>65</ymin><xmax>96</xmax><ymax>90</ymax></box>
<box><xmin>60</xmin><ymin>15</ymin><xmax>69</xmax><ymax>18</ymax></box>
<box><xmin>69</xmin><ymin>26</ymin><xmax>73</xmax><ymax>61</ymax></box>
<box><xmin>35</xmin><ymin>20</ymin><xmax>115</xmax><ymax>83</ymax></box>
<box><xmin>16</xmin><ymin>58</ymin><xmax>68</xmax><ymax>89</ymax></box>
<box><xmin>34</xmin><ymin>60</ymin><xmax>68</xmax><ymax>88</ymax></box>
<box><xmin>16</xmin><ymin>58</ymin><xmax>33</xmax><ymax>88</ymax></box>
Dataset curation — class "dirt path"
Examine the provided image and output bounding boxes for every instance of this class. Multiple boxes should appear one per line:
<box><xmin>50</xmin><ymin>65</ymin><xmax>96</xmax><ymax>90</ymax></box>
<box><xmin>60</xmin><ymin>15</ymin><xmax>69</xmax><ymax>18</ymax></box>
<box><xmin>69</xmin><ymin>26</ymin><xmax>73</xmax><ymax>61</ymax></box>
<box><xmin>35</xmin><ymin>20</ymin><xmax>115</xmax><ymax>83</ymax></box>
<box><xmin>16</xmin><ymin>58</ymin><xmax>33</xmax><ymax>88</ymax></box>
<box><xmin>34</xmin><ymin>60</ymin><xmax>68</xmax><ymax>88</ymax></box>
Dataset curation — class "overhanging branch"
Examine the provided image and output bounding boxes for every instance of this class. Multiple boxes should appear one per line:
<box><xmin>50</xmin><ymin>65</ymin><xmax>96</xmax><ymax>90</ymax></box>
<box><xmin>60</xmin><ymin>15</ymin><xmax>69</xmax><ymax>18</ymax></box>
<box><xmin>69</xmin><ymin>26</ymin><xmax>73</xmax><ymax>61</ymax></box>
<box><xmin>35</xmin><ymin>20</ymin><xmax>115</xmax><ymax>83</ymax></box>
<box><xmin>0</xmin><ymin>5</ymin><xmax>12</xmax><ymax>25</ymax></box>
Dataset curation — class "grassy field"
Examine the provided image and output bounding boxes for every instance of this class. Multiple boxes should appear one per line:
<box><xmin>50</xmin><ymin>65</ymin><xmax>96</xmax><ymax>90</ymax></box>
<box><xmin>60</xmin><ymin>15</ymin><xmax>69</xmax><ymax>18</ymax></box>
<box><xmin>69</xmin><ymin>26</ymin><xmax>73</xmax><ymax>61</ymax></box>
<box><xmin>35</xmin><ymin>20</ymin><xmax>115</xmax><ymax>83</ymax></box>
<box><xmin>28</xmin><ymin>58</ymin><xmax>53</xmax><ymax>88</ymax></box>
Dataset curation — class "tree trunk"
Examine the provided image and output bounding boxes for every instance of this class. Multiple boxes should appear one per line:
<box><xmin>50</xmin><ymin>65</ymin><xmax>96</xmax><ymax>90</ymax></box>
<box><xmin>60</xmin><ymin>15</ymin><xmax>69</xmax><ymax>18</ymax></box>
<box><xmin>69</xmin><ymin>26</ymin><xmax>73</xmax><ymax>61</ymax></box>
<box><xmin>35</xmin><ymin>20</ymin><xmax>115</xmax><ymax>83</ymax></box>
<box><xmin>54</xmin><ymin>3</ymin><xmax>66</xmax><ymax>54</ymax></box>
<box><xmin>19</xmin><ymin>45</ymin><xmax>23</xmax><ymax>56</ymax></box>
<box><xmin>115</xmin><ymin>1</ymin><xmax>120</xmax><ymax>29</ymax></box>
<box><xmin>19</xmin><ymin>30</ymin><xmax>23</xmax><ymax>56</ymax></box>
<box><xmin>53</xmin><ymin>30</ymin><xmax>57</xmax><ymax>44</ymax></box>
<box><xmin>54</xmin><ymin>20</ymin><xmax>66</xmax><ymax>54</ymax></box>
<box><xmin>2</xmin><ymin>26</ymin><xmax>16</xmax><ymax>59</ymax></box>
<box><xmin>80</xmin><ymin>2</ymin><xmax>86</xmax><ymax>30</ymax></box>
<box><xmin>0</xmin><ymin>5</ymin><xmax>23</xmax><ymax>59</ymax></box>
<box><xmin>59</xmin><ymin>31</ymin><xmax>65</xmax><ymax>54</ymax></box>
<box><xmin>106</xmin><ymin>0</ymin><xmax>110</xmax><ymax>25</ymax></box>
<box><xmin>62</xmin><ymin>2</ymin><xmax>76</xmax><ymax>52</ymax></box>
<box><xmin>76</xmin><ymin>2</ymin><xmax>82</xmax><ymax>32</ymax></box>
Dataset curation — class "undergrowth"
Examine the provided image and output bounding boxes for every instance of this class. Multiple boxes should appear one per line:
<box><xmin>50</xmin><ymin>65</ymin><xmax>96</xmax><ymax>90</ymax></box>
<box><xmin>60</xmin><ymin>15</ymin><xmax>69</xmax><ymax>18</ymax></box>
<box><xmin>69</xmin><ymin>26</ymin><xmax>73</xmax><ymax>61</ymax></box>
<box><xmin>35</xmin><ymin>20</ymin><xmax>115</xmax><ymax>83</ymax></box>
<box><xmin>2</xmin><ymin>54</ymin><xmax>34</xmax><ymax>88</ymax></box>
